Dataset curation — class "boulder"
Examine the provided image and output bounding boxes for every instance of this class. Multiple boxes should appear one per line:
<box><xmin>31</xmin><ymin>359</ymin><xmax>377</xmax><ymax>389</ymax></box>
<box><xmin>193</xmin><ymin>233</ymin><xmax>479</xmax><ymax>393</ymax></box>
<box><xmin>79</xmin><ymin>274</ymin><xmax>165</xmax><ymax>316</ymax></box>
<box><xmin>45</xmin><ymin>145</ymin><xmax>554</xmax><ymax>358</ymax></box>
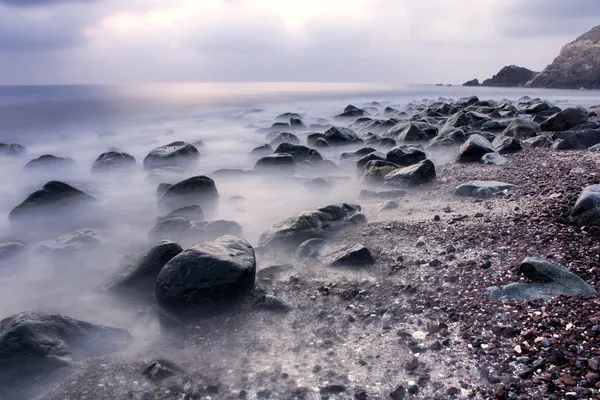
<box><xmin>455</xmin><ymin>134</ymin><xmax>496</xmax><ymax>163</ymax></box>
<box><xmin>492</xmin><ymin>136</ymin><xmax>522</xmax><ymax>154</ymax></box>
<box><xmin>321</xmin><ymin>244</ymin><xmax>375</xmax><ymax>267</ymax></box>
<box><xmin>290</xmin><ymin>117</ymin><xmax>306</xmax><ymax>128</ymax></box>
<box><xmin>157</xmin><ymin>183</ymin><xmax>172</xmax><ymax>198</ymax></box>
<box><xmin>23</xmin><ymin>155</ymin><xmax>74</xmax><ymax>171</ymax></box>
<box><xmin>158</xmin><ymin>176</ymin><xmax>219</xmax><ymax>214</ymax></box>
<box><xmin>143</xmin><ymin>141</ymin><xmax>200</xmax><ymax>171</ymax></box>
<box><xmin>0</xmin><ymin>143</ymin><xmax>25</xmax><ymax>156</ymax></box>
<box><xmin>295</xmin><ymin>238</ymin><xmax>329</xmax><ymax>260</ymax></box>
<box><xmin>524</xmin><ymin>135</ymin><xmax>552</xmax><ymax>148</ymax></box>
<box><xmin>274</xmin><ymin>143</ymin><xmax>323</xmax><ymax>163</ymax></box>
<box><xmin>356</xmin><ymin>151</ymin><xmax>386</xmax><ymax>170</ymax></box>
<box><xmin>482</xmin><ymin>153</ymin><xmax>508</xmax><ymax>166</ymax></box>
<box><xmin>323</xmin><ymin>126</ymin><xmax>363</xmax><ymax>146</ymax></box>
<box><xmin>362</xmin><ymin>160</ymin><xmax>399</xmax><ymax>184</ymax></box>
<box><xmin>480</xmin><ymin>65</ymin><xmax>537</xmax><ymax>87</ymax></box>
<box><xmin>253</xmin><ymin>294</ymin><xmax>293</xmax><ymax>312</ymax></box>
<box><xmin>314</xmin><ymin>138</ymin><xmax>331</xmax><ymax>148</ymax></box>
<box><xmin>307</xmin><ymin>133</ymin><xmax>326</xmax><ymax>146</ymax></box>
<box><xmin>0</xmin><ymin>312</ymin><xmax>131</xmax><ymax>400</ymax></box>
<box><xmin>103</xmin><ymin>240</ymin><xmax>183</xmax><ymax>297</ymax></box>
<box><xmin>386</xmin><ymin>145</ymin><xmax>426</xmax><ymax>166</ymax></box>
<box><xmin>527</xmin><ymin>25</ymin><xmax>600</xmax><ymax>89</ymax></box>
<box><xmin>455</xmin><ymin>180</ymin><xmax>515</xmax><ymax>198</ymax></box>
<box><xmin>502</xmin><ymin>118</ymin><xmax>540</xmax><ymax>139</ymax></box>
<box><xmin>91</xmin><ymin>151</ymin><xmax>136</xmax><ymax>173</ymax></box>
<box><xmin>551</xmin><ymin>130</ymin><xmax>600</xmax><ymax>150</ymax></box>
<box><xmin>9</xmin><ymin>181</ymin><xmax>95</xmax><ymax>229</ymax></box>
<box><xmin>38</xmin><ymin>229</ymin><xmax>103</xmax><ymax>255</ymax></box>
<box><xmin>254</xmin><ymin>154</ymin><xmax>296</xmax><ymax>173</ymax></box>
<box><xmin>526</xmin><ymin>102</ymin><xmax>551</xmax><ymax>114</ymax></box>
<box><xmin>258</xmin><ymin>203</ymin><xmax>363</xmax><ymax>250</ymax></box>
<box><xmin>340</xmin><ymin>147</ymin><xmax>377</xmax><ymax>162</ymax></box>
<box><xmin>487</xmin><ymin>257</ymin><xmax>597</xmax><ymax>301</ymax></box>
<box><xmin>250</xmin><ymin>144</ymin><xmax>273</xmax><ymax>157</ymax></box>
<box><xmin>384</xmin><ymin>159</ymin><xmax>436</xmax><ymax>187</ymax></box>
<box><xmin>155</xmin><ymin>235</ymin><xmax>256</xmax><ymax>317</ymax></box>
<box><xmin>0</xmin><ymin>242</ymin><xmax>26</xmax><ymax>265</ymax></box>
<box><xmin>540</xmin><ymin>106</ymin><xmax>589</xmax><ymax>132</ymax></box>
<box><xmin>481</xmin><ymin>120</ymin><xmax>509</xmax><ymax>133</ymax></box>
<box><xmin>570</xmin><ymin>184</ymin><xmax>600</xmax><ymax>225</ymax></box>
<box><xmin>462</xmin><ymin>78</ymin><xmax>480</xmax><ymax>87</ymax></box>
<box><xmin>390</xmin><ymin>123</ymin><xmax>429</xmax><ymax>141</ymax></box>
<box><xmin>335</xmin><ymin>104</ymin><xmax>365</xmax><ymax>118</ymax></box>
<box><xmin>269</xmin><ymin>132</ymin><xmax>300</xmax><ymax>146</ymax></box>
<box><xmin>158</xmin><ymin>205</ymin><xmax>204</xmax><ymax>222</ymax></box>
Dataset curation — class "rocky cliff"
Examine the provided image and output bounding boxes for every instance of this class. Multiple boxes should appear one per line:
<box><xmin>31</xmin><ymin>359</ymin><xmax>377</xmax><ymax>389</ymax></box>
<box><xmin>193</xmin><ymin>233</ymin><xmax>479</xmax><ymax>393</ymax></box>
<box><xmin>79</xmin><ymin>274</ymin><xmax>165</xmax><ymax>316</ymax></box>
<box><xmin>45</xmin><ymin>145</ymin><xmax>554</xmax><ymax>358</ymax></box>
<box><xmin>462</xmin><ymin>65</ymin><xmax>537</xmax><ymax>87</ymax></box>
<box><xmin>527</xmin><ymin>25</ymin><xmax>600</xmax><ymax>89</ymax></box>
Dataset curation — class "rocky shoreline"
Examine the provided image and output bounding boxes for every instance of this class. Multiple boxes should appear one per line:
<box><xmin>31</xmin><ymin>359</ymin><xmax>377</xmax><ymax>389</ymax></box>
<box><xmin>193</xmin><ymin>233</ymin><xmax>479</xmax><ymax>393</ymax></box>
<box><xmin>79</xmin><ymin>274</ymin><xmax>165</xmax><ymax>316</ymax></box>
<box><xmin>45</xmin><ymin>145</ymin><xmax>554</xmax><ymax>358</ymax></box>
<box><xmin>1</xmin><ymin>92</ymin><xmax>600</xmax><ymax>399</ymax></box>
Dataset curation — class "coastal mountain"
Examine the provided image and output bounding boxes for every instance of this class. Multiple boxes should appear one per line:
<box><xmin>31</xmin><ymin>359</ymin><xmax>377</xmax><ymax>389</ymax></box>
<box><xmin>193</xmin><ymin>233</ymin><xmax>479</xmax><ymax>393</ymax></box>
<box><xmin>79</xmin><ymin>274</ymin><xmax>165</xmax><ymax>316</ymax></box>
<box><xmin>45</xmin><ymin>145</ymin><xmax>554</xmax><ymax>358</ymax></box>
<box><xmin>462</xmin><ymin>65</ymin><xmax>537</xmax><ymax>87</ymax></box>
<box><xmin>527</xmin><ymin>25</ymin><xmax>600</xmax><ymax>89</ymax></box>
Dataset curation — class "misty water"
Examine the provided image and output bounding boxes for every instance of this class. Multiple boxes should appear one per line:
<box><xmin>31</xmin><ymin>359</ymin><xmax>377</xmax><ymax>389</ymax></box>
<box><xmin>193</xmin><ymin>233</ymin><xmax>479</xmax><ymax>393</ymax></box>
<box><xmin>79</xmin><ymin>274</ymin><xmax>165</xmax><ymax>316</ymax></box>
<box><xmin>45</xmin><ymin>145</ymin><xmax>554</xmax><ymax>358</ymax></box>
<box><xmin>1</xmin><ymin>82</ymin><xmax>600</xmax><ymax>398</ymax></box>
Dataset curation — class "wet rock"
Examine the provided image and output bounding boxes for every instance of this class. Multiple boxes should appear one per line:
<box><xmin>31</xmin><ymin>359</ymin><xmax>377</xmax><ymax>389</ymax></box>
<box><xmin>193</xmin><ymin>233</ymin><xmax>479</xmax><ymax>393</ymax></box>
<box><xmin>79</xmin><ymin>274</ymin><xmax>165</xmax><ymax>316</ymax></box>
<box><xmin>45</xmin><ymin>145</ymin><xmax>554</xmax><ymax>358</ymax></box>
<box><xmin>143</xmin><ymin>141</ymin><xmax>200</xmax><ymax>170</ymax></box>
<box><xmin>362</xmin><ymin>160</ymin><xmax>399</xmax><ymax>184</ymax></box>
<box><xmin>390</xmin><ymin>385</ymin><xmax>407</xmax><ymax>400</ymax></box>
<box><xmin>258</xmin><ymin>203</ymin><xmax>363</xmax><ymax>250</ymax></box>
<box><xmin>314</xmin><ymin>138</ymin><xmax>331</xmax><ymax>147</ymax></box>
<box><xmin>323</xmin><ymin>126</ymin><xmax>363</xmax><ymax>146</ymax></box>
<box><xmin>158</xmin><ymin>205</ymin><xmax>204</xmax><ymax>222</ymax></box>
<box><xmin>0</xmin><ymin>143</ymin><xmax>25</xmax><ymax>156</ymax></box>
<box><xmin>254</xmin><ymin>154</ymin><xmax>296</xmax><ymax>173</ymax></box>
<box><xmin>321</xmin><ymin>244</ymin><xmax>375</xmax><ymax>267</ymax></box>
<box><xmin>492</xmin><ymin>136</ymin><xmax>523</xmax><ymax>154</ymax></box>
<box><xmin>158</xmin><ymin>175</ymin><xmax>219</xmax><ymax>214</ymax></box>
<box><xmin>481</xmin><ymin>65</ymin><xmax>537</xmax><ymax>87</ymax></box>
<box><xmin>487</xmin><ymin>257</ymin><xmax>597</xmax><ymax>301</ymax></box>
<box><xmin>501</xmin><ymin>119</ymin><xmax>541</xmax><ymax>139</ymax></box>
<box><xmin>295</xmin><ymin>238</ymin><xmax>329</xmax><ymax>260</ymax></box>
<box><xmin>38</xmin><ymin>229</ymin><xmax>103</xmax><ymax>255</ymax></box>
<box><xmin>250</xmin><ymin>144</ymin><xmax>273</xmax><ymax>157</ymax></box>
<box><xmin>103</xmin><ymin>240</ymin><xmax>183</xmax><ymax>297</ymax></box>
<box><xmin>149</xmin><ymin>217</ymin><xmax>194</xmax><ymax>241</ymax></box>
<box><xmin>356</xmin><ymin>151</ymin><xmax>387</xmax><ymax>170</ymax></box>
<box><xmin>157</xmin><ymin>183</ymin><xmax>172</xmax><ymax>198</ymax></box>
<box><xmin>274</xmin><ymin>143</ymin><xmax>323</xmax><ymax>163</ymax></box>
<box><xmin>570</xmin><ymin>184</ymin><xmax>600</xmax><ymax>225</ymax></box>
<box><xmin>142</xmin><ymin>359</ymin><xmax>185</xmax><ymax>383</ymax></box>
<box><xmin>91</xmin><ymin>151</ymin><xmax>136</xmax><ymax>173</ymax></box>
<box><xmin>22</xmin><ymin>154</ymin><xmax>74</xmax><ymax>172</ymax></box>
<box><xmin>523</xmin><ymin>135</ymin><xmax>552</xmax><ymax>148</ymax></box>
<box><xmin>320</xmin><ymin>384</ymin><xmax>346</xmax><ymax>394</ymax></box>
<box><xmin>9</xmin><ymin>181</ymin><xmax>96</xmax><ymax>231</ymax></box>
<box><xmin>269</xmin><ymin>132</ymin><xmax>300</xmax><ymax>146</ymax></box>
<box><xmin>0</xmin><ymin>312</ymin><xmax>131</xmax><ymax>400</ymax></box>
<box><xmin>386</xmin><ymin>145</ymin><xmax>427</xmax><ymax>166</ymax></box>
<box><xmin>254</xmin><ymin>294</ymin><xmax>293</xmax><ymax>312</ymax></box>
<box><xmin>482</xmin><ymin>153</ymin><xmax>508</xmax><ymax>165</ymax></box>
<box><xmin>551</xmin><ymin>129</ymin><xmax>600</xmax><ymax>150</ymax></box>
<box><xmin>455</xmin><ymin>134</ymin><xmax>496</xmax><ymax>163</ymax></box>
<box><xmin>390</xmin><ymin>123</ymin><xmax>429</xmax><ymax>141</ymax></box>
<box><xmin>155</xmin><ymin>235</ymin><xmax>256</xmax><ymax>317</ymax></box>
<box><xmin>307</xmin><ymin>133</ymin><xmax>326</xmax><ymax>146</ymax></box>
<box><xmin>527</xmin><ymin>102</ymin><xmax>552</xmax><ymax>114</ymax></box>
<box><xmin>384</xmin><ymin>159</ymin><xmax>436</xmax><ymax>187</ymax></box>
<box><xmin>541</xmin><ymin>106</ymin><xmax>589</xmax><ymax>131</ymax></box>
<box><xmin>455</xmin><ymin>180</ymin><xmax>515</xmax><ymax>198</ymax></box>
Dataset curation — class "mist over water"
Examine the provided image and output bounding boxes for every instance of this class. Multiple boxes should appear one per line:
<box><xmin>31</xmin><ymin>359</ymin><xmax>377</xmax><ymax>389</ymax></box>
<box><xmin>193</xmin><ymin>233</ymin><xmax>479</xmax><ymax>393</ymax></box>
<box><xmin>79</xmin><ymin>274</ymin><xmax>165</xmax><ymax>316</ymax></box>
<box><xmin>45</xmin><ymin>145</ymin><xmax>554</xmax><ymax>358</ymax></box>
<box><xmin>1</xmin><ymin>82</ymin><xmax>600</xmax><ymax>398</ymax></box>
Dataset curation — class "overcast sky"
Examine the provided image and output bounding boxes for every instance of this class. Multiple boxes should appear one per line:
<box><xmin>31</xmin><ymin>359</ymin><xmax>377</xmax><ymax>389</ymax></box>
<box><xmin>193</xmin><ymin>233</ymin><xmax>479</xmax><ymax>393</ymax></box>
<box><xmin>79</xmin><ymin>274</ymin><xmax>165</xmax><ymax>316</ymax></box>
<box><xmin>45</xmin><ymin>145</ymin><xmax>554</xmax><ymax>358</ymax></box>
<box><xmin>0</xmin><ymin>0</ymin><xmax>598</xmax><ymax>85</ymax></box>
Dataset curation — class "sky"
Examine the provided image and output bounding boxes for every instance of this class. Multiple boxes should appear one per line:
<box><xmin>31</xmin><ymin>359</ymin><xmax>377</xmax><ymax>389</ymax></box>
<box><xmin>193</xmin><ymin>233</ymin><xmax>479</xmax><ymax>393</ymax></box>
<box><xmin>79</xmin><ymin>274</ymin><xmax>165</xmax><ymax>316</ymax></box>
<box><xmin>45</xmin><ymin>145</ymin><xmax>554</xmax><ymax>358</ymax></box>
<box><xmin>0</xmin><ymin>0</ymin><xmax>598</xmax><ymax>85</ymax></box>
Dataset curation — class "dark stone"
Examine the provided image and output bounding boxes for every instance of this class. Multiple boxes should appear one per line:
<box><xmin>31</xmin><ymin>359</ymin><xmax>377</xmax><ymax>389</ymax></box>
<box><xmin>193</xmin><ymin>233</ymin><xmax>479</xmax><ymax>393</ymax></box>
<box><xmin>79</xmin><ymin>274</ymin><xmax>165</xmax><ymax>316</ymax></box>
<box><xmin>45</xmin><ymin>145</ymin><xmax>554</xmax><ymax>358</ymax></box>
<box><xmin>158</xmin><ymin>205</ymin><xmax>204</xmax><ymax>222</ymax></box>
<box><xmin>391</xmin><ymin>123</ymin><xmax>429</xmax><ymax>141</ymax></box>
<box><xmin>390</xmin><ymin>385</ymin><xmax>406</xmax><ymax>400</ymax></box>
<box><xmin>254</xmin><ymin>154</ymin><xmax>296</xmax><ymax>173</ymax></box>
<box><xmin>157</xmin><ymin>183</ymin><xmax>172</xmax><ymax>198</ymax></box>
<box><xmin>481</xmin><ymin>65</ymin><xmax>537</xmax><ymax>87</ymax></box>
<box><xmin>258</xmin><ymin>203</ymin><xmax>363</xmax><ymax>250</ymax></box>
<box><xmin>341</xmin><ymin>147</ymin><xmax>377</xmax><ymax>161</ymax></box>
<box><xmin>274</xmin><ymin>143</ymin><xmax>323</xmax><ymax>163</ymax></box>
<box><xmin>359</xmin><ymin>189</ymin><xmax>407</xmax><ymax>200</ymax></box>
<box><xmin>524</xmin><ymin>135</ymin><xmax>552</xmax><ymax>148</ymax></box>
<box><xmin>295</xmin><ymin>238</ymin><xmax>329</xmax><ymax>260</ymax></box>
<box><xmin>482</xmin><ymin>153</ymin><xmax>508</xmax><ymax>165</ymax></box>
<box><xmin>269</xmin><ymin>132</ymin><xmax>300</xmax><ymax>146</ymax></box>
<box><xmin>307</xmin><ymin>133</ymin><xmax>326</xmax><ymax>146</ymax></box>
<box><xmin>321</xmin><ymin>244</ymin><xmax>375</xmax><ymax>267</ymax></box>
<box><xmin>571</xmin><ymin>184</ymin><xmax>600</xmax><ymax>225</ymax></box>
<box><xmin>455</xmin><ymin>134</ymin><xmax>496</xmax><ymax>163</ymax></box>
<box><xmin>361</xmin><ymin>160</ymin><xmax>399</xmax><ymax>184</ymax></box>
<box><xmin>462</xmin><ymin>78</ymin><xmax>480</xmax><ymax>87</ymax></box>
<box><xmin>356</xmin><ymin>151</ymin><xmax>386</xmax><ymax>170</ymax></box>
<box><xmin>455</xmin><ymin>180</ymin><xmax>515</xmax><ymax>198</ymax></box>
<box><xmin>155</xmin><ymin>235</ymin><xmax>256</xmax><ymax>317</ymax></box>
<box><xmin>23</xmin><ymin>154</ymin><xmax>74</xmax><ymax>171</ymax></box>
<box><xmin>502</xmin><ymin>118</ymin><xmax>541</xmax><ymax>139</ymax></box>
<box><xmin>314</xmin><ymin>138</ymin><xmax>331</xmax><ymax>147</ymax></box>
<box><xmin>0</xmin><ymin>312</ymin><xmax>131</xmax><ymax>400</ymax></box>
<box><xmin>541</xmin><ymin>107</ymin><xmax>589</xmax><ymax>131</ymax></box>
<box><xmin>0</xmin><ymin>143</ymin><xmax>25</xmax><ymax>156</ymax></box>
<box><xmin>91</xmin><ymin>151</ymin><xmax>136</xmax><ymax>173</ymax></box>
<box><xmin>158</xmin><ymin>175</ymin><xmax>219</xmax><ymax>214</ymax></box>
<box><xmin>143</xmin><ymin>141</ymin><xmax>200</xmax><ymax>170</ymax></box>
<box><xmin>487</xmin><ymin>257</ymin><xmax>597</xmax><ymax>300</ymax></box>
<box><xmin>384</xmin><ymin>159</ymin><xmax>436</xmax><ymax>187</ymax></box>
<box><xmin>250</xmin><ymin>144</ymin><xmax>273</xmax><ymax>157</ymax></box>
<box><xmin>551</xmin><ymin>130</ymin><xmax>600</xmax><ymax>150</ymax></box>
<box><xmin>386</xmin><ymin>145</ymin><xmax>426</xmax><ymax>166</ymax></box>
<box><xmin>142</xmin><ymin>359</ymin><xmax>184</xmax><ymax>383</ymax></box>
<box><xmin>103</xmin><ymin>240</ymin><xmax>183</xmax><ymax>297</ymax></box>
<box><xmin>323</xmin><ymin>126</ymin><xmax>363</xmax><ymax>146</ymax></box>
<box><xmin>526</xmin><ymin>102</ymin><xmax>552</xmax><ymax>114</ymax></box>
<box><xmin>492</xmin><ymin>136</ymin><xmax>523</xmax><ymax>154</ymax></box>
<box><xmin>254</xmin><ymin>294</ymin><xmax>293</xmax><ymax>312</ymax></box>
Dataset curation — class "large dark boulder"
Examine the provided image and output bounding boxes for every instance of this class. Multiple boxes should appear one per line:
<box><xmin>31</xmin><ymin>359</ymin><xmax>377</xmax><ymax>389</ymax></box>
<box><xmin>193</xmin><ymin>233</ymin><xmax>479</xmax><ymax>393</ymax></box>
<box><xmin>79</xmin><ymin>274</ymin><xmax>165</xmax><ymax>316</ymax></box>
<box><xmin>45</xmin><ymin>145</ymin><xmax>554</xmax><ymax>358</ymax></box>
<box><xmin>258</xmin><ymin>203</ymin><xmax>364</xmax><ymax>250</ymax></box>
<box><xmin>158</xmin><ymin>176</ymin><xmax>219</xmax><ymax>214</ymax></box>
<box><xmin>91</xmin><ymin>151</ymin><xmax>136</xmax><ymax>173</ymax></box>
<box><xmin>481</xmin><ymin>65</ymin><xmax>537</xmax><ymax>87</ymax></box>
<box><xmin>321</xmin><ymin>244</ymin><xmax>375</xmax><ymax>267</ymax></box>
<box><xmin>269</xmin><ymin>132</ymin><xmax>300</xmax><ymax>146</ymax></box>
<box><xmin>250</xmin><ymin>144</ymin><xmax>273</xmax><ymax>157</ymax></box>
<box><xmin>254</xmin><ymin>154</ymin><xmax>296</xmax><ymax>173</ymax></box>
<box><xmin>361</xmin><ymin>160</ymin><xmax>399</xmax><ymax>184</ymax></box>
<box><xmin>9</xmin><ymin>181</ymin><xmax>95</xmax><ymax>230</ymax></box>
<box><xmin>502</xmin><ymin>118</ymin><xmax>541</xmax><ymax>139</ymax></box>
<box><xmin>158</xmin><ymin>205</ymin><xmax>204</xmax><ymax>222</ymax></box>
<box><xmin>384</xmin><ymin>159</ymin><xmax>436</xmax><ymax>187</ymax></box>
<box><xmin>356</xmin><ymin>151</ymin><xmax>386</xmax><ymax>170</ymax></box>
<box><xmin>323</xmin><ymin>126</ymin><xmax>363</xmax><ymax>146</ymax></box>
<box><xmin>386</xmin><ymin>145</ymin><xmax>426</xmax><ymax>166</ymax></box>
<box><xmin>492</xmin><ymin>136</ymin><xmax>523</xmax><ymax>154</ymax></box>
<box><xmin>454</xmin><ymin>134</ymin><xmax>496</xmax><ymax>163</ymax></box>
<box><xmin>143</xmin><ymin>141</ymin><xmax>200</xmax><ymax>171</ymax></box>
<box><xmin>389</xmin><ymin>123</ymin><xmax>429</xmax><ymax>141</ymax></box>
<box><xmin>155</xmin><ymin>235</ymin><xmax>256</xmax><ymax>317</ymax></box>
<box><xmin>23</xmin><ymin>155</ymin><xmax>74</xmax><ymax>172</ymax></box>
<box><xmin>335</xmin><ymin>105</ymin><xmax>365</xmax><ymax>119</ymax></box>
<box><xmin>455</xmin><ymin>180</ymin><xmax>515</xmax><ymax>198</ymax></box>
<box><xmin>487</xmin><ymin>258</ymin><xmax>597</xmax><ymax>300</ymax></box>
<box><xmin>570</xmin><ymin>184</ymin><xmax>600</xmax><ymax>225</ymax></box>
<box><xmin>274</xmin><ymin>143</ymin><xmax>323</xmax><ymax>163</ymax></box>
<box><xmin>103</xmin><ymin>240</ymin><xmax>183</xmax><ymax>298</ymax></box>
<box><xmin>0</xmin><ymin>312</ymin><xmax>131</xmax><ymax>400</ymax></box>
<box><xmin>551</xmin><ymin>130</ymin><xmax>600</xmax><ymax>150</ymax></box>
<box><xmin>527</xmin><ymin>25</ymin><xmax>600</xmax><ymax>89</ymax></box>
<box><xmin>540</xmin><ymin>106</ymin><xmax>589</xmax><ymax>132</ymax></box>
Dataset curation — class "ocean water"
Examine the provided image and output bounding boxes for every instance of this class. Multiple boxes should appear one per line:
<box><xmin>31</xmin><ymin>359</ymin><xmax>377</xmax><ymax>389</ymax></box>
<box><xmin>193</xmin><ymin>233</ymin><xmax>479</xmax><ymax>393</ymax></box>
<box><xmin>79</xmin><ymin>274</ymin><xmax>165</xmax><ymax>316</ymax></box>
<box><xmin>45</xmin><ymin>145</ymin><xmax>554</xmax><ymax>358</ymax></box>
<box><xmin>0</xmin><ymin>82</ymin><xmax>600</xmax><ymax>398</ymax></box>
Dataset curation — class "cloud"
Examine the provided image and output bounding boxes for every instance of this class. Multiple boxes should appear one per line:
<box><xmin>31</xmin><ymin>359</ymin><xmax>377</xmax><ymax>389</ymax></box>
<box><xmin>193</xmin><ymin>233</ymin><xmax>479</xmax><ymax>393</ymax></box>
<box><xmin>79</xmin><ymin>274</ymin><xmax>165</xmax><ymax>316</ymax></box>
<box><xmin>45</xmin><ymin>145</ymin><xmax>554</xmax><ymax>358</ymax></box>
<box><xmin>0</xmin><ymin>0</ymin><xmax>97</xmax><ymax>7</ymax></box>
